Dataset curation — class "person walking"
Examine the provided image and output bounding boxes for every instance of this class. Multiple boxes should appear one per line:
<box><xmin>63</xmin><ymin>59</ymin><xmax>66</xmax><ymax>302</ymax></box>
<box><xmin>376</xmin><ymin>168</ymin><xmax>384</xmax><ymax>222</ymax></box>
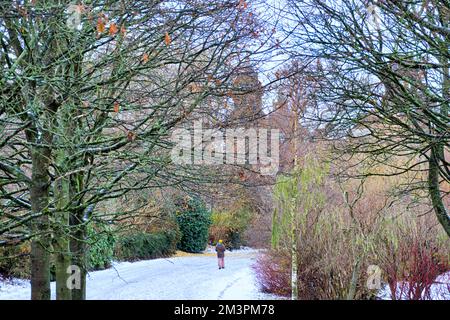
<box><xmin>216</xmin><ymin>240</ymin><xmax>226</xmax><ymax>269</ymax></box>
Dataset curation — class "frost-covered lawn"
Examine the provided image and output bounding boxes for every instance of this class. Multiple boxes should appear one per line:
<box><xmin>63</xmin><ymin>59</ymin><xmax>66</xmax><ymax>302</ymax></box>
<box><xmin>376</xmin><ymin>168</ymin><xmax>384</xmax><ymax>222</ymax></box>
<box><xmin>0</xmin><ymin>248</ymin><xmax>277</xmax><ymax>300</ymax></box>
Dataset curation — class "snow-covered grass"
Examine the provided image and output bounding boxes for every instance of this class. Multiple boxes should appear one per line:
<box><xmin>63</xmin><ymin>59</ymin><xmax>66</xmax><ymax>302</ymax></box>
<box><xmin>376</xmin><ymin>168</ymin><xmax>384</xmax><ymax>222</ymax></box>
<box><xmin>377</xmin><ymin>272</ymin><xmax>450</xmax><ymax>300</ymax></box>
<box><xmin>3</xmin><ymin>257</ymin><xmax>447</xmax><ymax>300</ymax></box>
<box><xmin>0</xmin><ymin>248</ymin><xmax>277</xmax><ymax>300</ymax></box>
<box><xmin>0</xmin><ymin>278</ymin><xmax>30</xmax><ymax>300</ymax></box>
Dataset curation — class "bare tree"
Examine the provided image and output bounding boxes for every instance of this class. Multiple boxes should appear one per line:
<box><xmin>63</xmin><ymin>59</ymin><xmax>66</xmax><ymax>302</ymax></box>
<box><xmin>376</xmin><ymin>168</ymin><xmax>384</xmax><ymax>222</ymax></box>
<box><xmin>0</xmin><ymin>0</ymin><xmax>274</xmax><ymax>299</ymax></box>
<box><xmin>285</xmin><ymin>0</ymin><xmax>450</xmax><ymax>236</ymax></box>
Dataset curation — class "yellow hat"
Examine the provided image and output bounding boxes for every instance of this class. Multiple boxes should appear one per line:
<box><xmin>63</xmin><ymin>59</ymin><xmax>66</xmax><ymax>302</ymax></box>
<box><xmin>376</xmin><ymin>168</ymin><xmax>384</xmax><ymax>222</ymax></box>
<box><xmin>218</xmin><ymin>239</ymin><xmax>223</xmax><ymax>243</ymax></box>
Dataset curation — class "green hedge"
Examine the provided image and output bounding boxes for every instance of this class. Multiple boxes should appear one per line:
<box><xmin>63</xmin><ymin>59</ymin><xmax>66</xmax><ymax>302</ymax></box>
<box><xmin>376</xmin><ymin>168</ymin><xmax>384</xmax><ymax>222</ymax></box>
<box><xmin>114</xmin><ymin>231</ymin><xmax>178</xmax><ymax>261</ymax></box>
<box><xmin>176</xmin><ymin>197</ymin><xmax>212</xmax><ymax>253</ymax></box>
<box><xmin>87</xmin><ymin>224</ymin><xmax>116</xmax><ymax>271</ymax></box>
<box><xmin>0</xmin><ymin>228</ymin><xmax>179</xmax><ymax>278</ymax></box>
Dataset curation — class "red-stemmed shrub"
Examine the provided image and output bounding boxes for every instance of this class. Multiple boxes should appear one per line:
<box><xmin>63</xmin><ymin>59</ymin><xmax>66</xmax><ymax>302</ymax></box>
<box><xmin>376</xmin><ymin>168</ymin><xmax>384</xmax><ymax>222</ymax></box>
<box><xmin>253</xmin><ymin>250</ymin><xmax>291</xmax><ymax>297</ymax></box>
<box><xmin>383</xmin><ymin>238</ymin><xmax>449</xmax><ymax>300</ymax></box>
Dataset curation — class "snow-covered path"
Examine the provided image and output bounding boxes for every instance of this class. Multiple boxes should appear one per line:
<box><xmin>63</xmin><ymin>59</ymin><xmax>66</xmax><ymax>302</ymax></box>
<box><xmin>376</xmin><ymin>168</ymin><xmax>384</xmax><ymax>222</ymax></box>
<box><xmin>0</xmin><ymin>249</ymin><xmax>275</xmax><ymax>300</ymax></box>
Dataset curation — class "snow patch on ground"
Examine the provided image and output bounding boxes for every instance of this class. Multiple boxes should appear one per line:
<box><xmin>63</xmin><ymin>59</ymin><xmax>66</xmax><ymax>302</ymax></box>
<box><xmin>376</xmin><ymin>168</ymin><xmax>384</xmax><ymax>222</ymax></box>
<box><xmin>377</xmin><ymin>272</ymin><xmax>450</xmax><ymax>300</ymax></box>
<box><xmin>0</xmin><ymin>278</ymin><xmax>31</xmax><ymax>300</ymax></box>
<box><xmin>0</xmin><ymin>249</ymin><xmax>276</xmax><ymax>300</ymax></box>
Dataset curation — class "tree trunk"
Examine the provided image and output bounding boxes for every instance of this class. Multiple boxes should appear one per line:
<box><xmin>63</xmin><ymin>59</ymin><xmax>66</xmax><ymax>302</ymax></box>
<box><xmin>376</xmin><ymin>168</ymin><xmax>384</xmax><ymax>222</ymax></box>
<box><xmin>291</xmin><ymin>105</ymin><xmax>299</xmax><ymax>300</ymax></box>
<box><xmin>30</xmin><ymin>147</ymin><xmax>51</xmax><ymax>300</ymax></box>
<box><xmin>346</xmin><ymin>258</ymin><xmax>361</xmax><ymax>300</ymax></box>
<box><xmin>70</xmin><ymin>209</ymin><xmax>87</xmax><ymax>300</ymax></box>
<box><xmin>428</xmin><ymin>147</ymin><xmax>450</xmax><ymax>238</ymax></box>
<box><xmin>291</xmin><ymin>219</ymin><xmax>298</xmax><ymax>300</ymax></box>
<box><xmin>54</xmin><ymin>177</ymin><xmax>72</xmax><ymax>300</ymax></box>
<box><xmin>30</xmin><ymin>241</ymin><xmax>50</xmax><ymax>300</ymax></box>
<box><xmin>54</xmin><ymin>234</ymin><xmax>72</xmax><ymax>300</ymax></box>
<box><xmin>431</xmin><ymin>35</ymin><xmax>450</xmax><ymax>239</ymax></box>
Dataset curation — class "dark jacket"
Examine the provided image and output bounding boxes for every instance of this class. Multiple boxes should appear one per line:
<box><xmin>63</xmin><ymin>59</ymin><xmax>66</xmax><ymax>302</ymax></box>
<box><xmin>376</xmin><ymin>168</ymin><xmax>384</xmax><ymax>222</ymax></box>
<box><xmin>215</xmin><ymin>243</ymin><xmax>225</xmax><ymax>258</ymax></box>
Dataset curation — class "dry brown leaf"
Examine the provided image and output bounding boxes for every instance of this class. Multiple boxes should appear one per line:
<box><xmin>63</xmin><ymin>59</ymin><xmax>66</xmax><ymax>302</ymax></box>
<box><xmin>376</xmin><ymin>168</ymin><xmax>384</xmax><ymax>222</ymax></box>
<box><xmin>142</xmin><ymin>53</ymin><xmax>150</xmax><ymax>64</ymax></box>
<box><xmin>113</xmin><ymin>101</ymin><xmax>120</xmax><ymax>113</ymax></box>
<box><xmin>127</xmin><ymin>131</ymin><xmax>136</xmax><ymax>141</ymax></box>
<box><xmin>164</xmin><ymin>32</ymin><xmax>171</xmax><ymax>46</ymax></box>
<box><xmin>97</xmin><ymin>17</ymin><xmax>105</xmax><ymax>34</ymax></box>
<box><xmin>109</xmin><ymin>23</ymin><xmax>118</xmax><ymax>36</ymax></box>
